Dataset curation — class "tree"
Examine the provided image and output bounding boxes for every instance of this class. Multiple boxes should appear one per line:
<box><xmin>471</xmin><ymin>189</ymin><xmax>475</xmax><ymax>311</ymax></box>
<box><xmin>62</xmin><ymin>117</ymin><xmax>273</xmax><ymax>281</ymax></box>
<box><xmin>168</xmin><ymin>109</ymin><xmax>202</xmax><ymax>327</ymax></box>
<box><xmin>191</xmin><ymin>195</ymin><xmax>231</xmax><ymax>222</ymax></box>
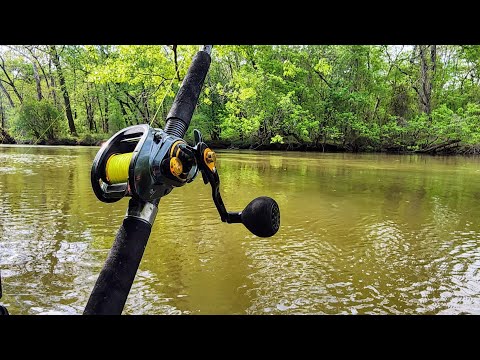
<box><xmin>0</xmin><ymin>44</ymin><xmax>479</xmax><ymax>153</ymax></box>
<box><xmin>50</xmin><ymin>45</ymin><xmax>77</xmax><ymax>136</ymax></box>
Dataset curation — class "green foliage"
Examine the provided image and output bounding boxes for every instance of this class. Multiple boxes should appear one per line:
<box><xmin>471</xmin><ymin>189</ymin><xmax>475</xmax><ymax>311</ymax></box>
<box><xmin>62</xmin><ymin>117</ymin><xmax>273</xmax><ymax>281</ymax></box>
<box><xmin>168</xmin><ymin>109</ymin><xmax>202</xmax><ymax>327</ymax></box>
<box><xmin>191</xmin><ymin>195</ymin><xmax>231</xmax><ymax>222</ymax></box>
<box><xmin>11</xmin><ymin>99</ymin><xmax>64</xmax><ymax>140</ymax></box>
<box><xmin>270</xmin><ymin>134</ymin><xmax>284</xmax><ymax>144</ymax></box>
<box><xmin>185</xmin><ymin>113</ymin><xmax>216</xmax><ymax>142</ymax></box>
<box><xmin>461</xmin><ymin>103</ymin><xmax>480</xmax><ymax>144</ymax></box>
<box><xmin>314</xmin><ymin>58</ymin><xmax>332</xmax><ymax>76</ymax></box>
<box><xmin>1</xmin><ymin>45</ymin><xmax>480</xmax><ymax>152</ymax></box>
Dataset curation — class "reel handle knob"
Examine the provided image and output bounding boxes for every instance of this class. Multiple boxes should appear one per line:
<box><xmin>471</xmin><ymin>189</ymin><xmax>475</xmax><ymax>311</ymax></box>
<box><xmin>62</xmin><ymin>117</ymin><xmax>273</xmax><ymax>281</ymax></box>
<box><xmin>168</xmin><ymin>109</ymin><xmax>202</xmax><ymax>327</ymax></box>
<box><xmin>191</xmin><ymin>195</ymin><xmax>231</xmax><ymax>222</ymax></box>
<box><xmin>241</xmin><ymin>197</ymin><xmax>280</xmax><ymax>237</ymax></box>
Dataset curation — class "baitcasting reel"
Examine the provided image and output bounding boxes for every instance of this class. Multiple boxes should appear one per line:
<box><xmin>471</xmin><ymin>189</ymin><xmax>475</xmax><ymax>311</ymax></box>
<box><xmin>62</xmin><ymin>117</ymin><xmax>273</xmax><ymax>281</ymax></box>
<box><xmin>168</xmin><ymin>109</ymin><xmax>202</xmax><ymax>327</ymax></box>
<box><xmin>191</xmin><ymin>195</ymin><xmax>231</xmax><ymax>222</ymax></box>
<box><xmin>91</xmin><ymin>124</ymin><xmax>280</xmax><ymax>237</ymax></box>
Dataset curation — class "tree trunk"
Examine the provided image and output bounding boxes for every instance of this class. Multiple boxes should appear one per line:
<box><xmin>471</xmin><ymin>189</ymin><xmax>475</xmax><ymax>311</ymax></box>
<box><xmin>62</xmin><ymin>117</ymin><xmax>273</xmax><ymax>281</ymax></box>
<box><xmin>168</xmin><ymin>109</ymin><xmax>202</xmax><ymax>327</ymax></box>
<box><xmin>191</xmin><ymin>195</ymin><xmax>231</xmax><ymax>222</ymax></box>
<box><xmin>26</xmin><ymin>46</ymin><xmax>51</xmax><ymax>93</ymax></box>
<box><xmin>0</xmin><ymin>81</ymin><xmax>14</xmax><ymax>107</ymax></box>
<box><xmin>103</xmin><ymin>86</ymin><xmax>109</xmax><ymax>133</ymax></box>
<box><xmin>118</xmin><ymin>99</ymin><xmax>130</xmax><ymax>126</ymax></box>
<box><xmin>50</xmin><ymin>46</ymin><xmax>77</xmax><ymax>136</ymax></box>
<box><xmin>33</xmin><ymin>62</ymin><xmax>43</xmax><ymax>100</ymax></box>
<box><xmin>417</xmin><ymin>45</ymin><xmax>436</xmax><ymax>115</ymax></box>
<box><xmin>124</xmin><ymin>91</ymin><xmax>147</xmax><ymax>123</ymax></box>
<box><xmin>84</xmin><ymin>96</ymin><xmax>94</xmax><ymax>132</ymax></box>
<box><xmin>210</xmin><ymin>101</ymin><xmax>219</xmax><ymax>140</ymax></box>
<box><xmin>48</xmin><ymin>59</ymin><xmax>58</xmax><ymax>106</ymax></box>
<box><xmin>142</xmin><ymin>87</ymin><xmax>150</xmax><ymax>122</ymax></box>
<box><xmin>0</xmin><ymin>94</ymin><xmax>4</xmax><ymax>128</ymax></box>
<box><xmin>0</xmin><ymin>95</ymin><xmax>15</xmax><ymax>143</ymax></box>
<box><xmin>10</xmin><ymin>46</ymin><xmax>48</xmax><ymax>101</ymax></box>
<box><xmin>0</xmin><ymin>57</ymin><xmax>23</xmax><ymax>104</ymax></box>
<box><xmin>172</xmin><ymin>45</ymin><xmax>181</xmax><ymax>81</ymax></box>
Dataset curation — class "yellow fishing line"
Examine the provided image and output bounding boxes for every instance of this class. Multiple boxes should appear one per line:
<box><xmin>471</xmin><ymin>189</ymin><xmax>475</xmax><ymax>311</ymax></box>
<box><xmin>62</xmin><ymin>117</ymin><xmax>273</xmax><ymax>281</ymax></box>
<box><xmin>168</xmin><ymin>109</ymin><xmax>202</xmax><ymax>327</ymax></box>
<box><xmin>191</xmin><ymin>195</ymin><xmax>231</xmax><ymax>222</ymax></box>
<box><xmin>105</xmin><ymin>152</ymin><xmax>133</xmax><ymax>184</ymax></box>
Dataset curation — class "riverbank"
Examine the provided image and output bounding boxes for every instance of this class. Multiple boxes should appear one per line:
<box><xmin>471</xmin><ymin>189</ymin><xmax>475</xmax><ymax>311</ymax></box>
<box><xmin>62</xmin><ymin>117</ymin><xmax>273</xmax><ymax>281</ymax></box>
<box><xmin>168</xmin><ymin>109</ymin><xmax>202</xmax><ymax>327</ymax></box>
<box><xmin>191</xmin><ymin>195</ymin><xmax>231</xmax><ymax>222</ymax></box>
<box><xmin>3</xmin><ymin>139</ymin><xmax>478</xmax><ymax>155</ymax></box>
<box><xmin>2</xmin><ymin>134</ymin><xmax>478</xmax><ymax>155</ymax></box>
<box><xmin>184</xmin><ymin>141</ymin><xmax>478</xmax><ymax>155</ymax></box>
<box><xmin>1</xmin><ymin>133</ymin><xmax>106</xmax><ymax>147</ymax></box>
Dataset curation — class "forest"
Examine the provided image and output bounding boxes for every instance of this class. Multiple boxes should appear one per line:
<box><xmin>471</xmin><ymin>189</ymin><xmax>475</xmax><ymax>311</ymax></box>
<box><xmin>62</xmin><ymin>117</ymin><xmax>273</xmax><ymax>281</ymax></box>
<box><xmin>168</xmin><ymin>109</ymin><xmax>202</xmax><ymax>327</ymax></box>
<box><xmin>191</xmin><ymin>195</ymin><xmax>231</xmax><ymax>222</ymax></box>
<box><xmin>1</xmin><ymin>45</ymin><xmax>480</xmax><ymax>153</ymax></box>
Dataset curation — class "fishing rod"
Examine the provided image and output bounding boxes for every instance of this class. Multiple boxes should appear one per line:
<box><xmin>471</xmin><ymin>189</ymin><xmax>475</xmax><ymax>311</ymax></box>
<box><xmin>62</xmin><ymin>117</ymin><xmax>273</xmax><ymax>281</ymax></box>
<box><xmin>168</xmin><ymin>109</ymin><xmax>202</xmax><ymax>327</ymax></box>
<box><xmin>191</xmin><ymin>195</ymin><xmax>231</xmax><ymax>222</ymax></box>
<box><xmin>84</xmin><ymin>45</ymin><xmax>280</xmax><ymax>315</ymax></box>
<box><xmin>0</xmin><ymin>270</ymin><xmax>8</xmax><ymax>315</ymax></box>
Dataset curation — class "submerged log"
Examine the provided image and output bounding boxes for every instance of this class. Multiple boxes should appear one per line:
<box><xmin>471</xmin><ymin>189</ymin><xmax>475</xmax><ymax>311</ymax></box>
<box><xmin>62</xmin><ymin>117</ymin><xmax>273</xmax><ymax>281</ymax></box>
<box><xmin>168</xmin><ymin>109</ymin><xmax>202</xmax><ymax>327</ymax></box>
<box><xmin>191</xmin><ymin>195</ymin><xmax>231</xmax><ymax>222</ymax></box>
<box><xmin>416</xmin><ymin>139</ymin><xmax>461</xmax><ymax>154</ymax></box>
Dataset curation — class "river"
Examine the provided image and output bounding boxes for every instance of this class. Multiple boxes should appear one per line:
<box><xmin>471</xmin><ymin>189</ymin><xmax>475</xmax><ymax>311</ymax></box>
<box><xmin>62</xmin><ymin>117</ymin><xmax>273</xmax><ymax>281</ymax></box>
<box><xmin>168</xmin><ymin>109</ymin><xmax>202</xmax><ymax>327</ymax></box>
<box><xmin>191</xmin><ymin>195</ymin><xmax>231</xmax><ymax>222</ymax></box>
<box><xmin>1</xmin><ymin>145</ymin><xmax>479</xmax><ymax>314</ymax></box>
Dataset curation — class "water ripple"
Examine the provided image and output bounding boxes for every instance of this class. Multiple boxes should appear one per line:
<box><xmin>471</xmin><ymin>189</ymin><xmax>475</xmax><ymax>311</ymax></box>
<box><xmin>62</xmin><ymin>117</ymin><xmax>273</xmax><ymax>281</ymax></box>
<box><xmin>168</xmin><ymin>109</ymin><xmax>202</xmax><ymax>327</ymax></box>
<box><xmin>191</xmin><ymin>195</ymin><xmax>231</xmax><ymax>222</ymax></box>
<box><xmin>1</xmin><ymin>147</ymin><xmax>480</xmax><ymax>314</ymax></box>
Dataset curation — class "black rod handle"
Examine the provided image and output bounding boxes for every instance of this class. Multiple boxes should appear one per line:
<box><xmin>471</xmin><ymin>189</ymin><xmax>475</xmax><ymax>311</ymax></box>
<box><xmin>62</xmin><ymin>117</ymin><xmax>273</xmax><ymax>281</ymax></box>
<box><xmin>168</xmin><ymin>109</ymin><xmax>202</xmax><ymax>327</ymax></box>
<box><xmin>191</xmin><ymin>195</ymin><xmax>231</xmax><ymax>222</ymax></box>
<box><xmin>164</xmin><ymin>49</ymin><xmax>212</xmax><ymax>138</ymax></box>
<box><xmin>0</xmin><ymin>269</ymin><xmax>8</xmax><ymax>315</ymax></box>
<box><xmin>83</xmin><ymin>216</ymin><xmax>153</xmax><ymax>315</ymax></box>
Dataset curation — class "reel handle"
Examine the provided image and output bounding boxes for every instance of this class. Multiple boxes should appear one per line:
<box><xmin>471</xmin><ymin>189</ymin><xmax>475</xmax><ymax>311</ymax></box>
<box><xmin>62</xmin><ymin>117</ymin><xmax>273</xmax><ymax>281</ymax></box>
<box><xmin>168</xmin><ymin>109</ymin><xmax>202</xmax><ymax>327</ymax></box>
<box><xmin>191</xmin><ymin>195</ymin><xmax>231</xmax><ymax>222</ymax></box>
<box><xmin>192</xmin><ymin>131</ymin><xmax>280</xmax><ymax>238</ymax></box>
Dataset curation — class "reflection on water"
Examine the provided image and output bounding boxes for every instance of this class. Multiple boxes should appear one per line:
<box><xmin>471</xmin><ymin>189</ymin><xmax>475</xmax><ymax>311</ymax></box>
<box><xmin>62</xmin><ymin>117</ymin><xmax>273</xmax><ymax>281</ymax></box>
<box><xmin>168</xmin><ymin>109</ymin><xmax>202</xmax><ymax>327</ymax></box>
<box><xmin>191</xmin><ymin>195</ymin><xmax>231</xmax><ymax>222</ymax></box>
<box><xmin>1</xmin><ymin>146</ymin><xmax>479</xmax><ymax>314</ymax></box>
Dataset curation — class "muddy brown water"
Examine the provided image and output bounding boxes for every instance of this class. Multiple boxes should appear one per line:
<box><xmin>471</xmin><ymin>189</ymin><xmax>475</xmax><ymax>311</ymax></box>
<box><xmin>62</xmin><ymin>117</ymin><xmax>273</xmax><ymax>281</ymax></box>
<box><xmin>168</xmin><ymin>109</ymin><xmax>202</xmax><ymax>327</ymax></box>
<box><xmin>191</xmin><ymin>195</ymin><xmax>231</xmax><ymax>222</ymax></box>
<box><xmin>1</xmin><ymin>145</ymin><xmax>479</xmax><ymax>314</ymax></box>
